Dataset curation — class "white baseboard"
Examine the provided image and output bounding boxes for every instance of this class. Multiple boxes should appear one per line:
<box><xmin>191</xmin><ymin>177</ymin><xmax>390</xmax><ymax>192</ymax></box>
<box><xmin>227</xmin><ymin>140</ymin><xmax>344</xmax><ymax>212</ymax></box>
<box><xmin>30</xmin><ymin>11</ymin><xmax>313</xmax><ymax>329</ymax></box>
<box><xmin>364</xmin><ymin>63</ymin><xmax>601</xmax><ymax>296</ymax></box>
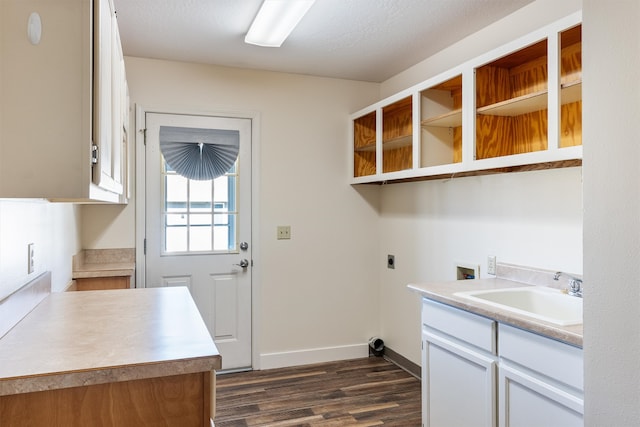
<box><xmin>259</xmin><ymin>343</ymin><xmax>369</xmax><ymax>370</ymax></box>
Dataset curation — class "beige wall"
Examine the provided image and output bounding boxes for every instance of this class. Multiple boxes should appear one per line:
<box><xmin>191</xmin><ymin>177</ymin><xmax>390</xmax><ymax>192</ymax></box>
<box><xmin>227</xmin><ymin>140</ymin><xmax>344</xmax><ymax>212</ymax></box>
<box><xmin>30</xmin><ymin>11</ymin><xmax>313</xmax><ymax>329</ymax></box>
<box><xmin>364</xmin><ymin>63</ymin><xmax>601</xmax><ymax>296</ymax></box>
<box><xmin>0</xmin><ymin>200</ymin><xmax>82</xmax><ymax>299</ymax></box>
<box><xmin>81</xmin><ymin>204</ymin><xmax>135</xmax><ymax>249</ymax></box>
<box><xmin>378</xmin><ymin>168</ymin><xmax>583</xmax><ymax>363</ymax></box>
<box><xmin>583</xmin><ymin>0</ymin><xmax>640</xmax><ymax>424</ymax></box>
<box><xmin>123</xmin><ymin>59</ymin><xmax>382</xmax><ymax>364</ymax></box>
<box><xmin>2</xmin><ymin>0</ymin><xmax>638</xmax><ymax>421</ymax></box>
<box><xmin>375</xmin><ymin>0</ymin><xmax>583</xmax><ymax>365</ymax></box>
<box><xmin>381</xmin><ymin>0</ymin><xmax>583</xmax><ymax>97</ymax></box>
<box><xmin>80</xmin><ymin>0</ymin><xmax>586</xmax><ymax>369</ymax></box>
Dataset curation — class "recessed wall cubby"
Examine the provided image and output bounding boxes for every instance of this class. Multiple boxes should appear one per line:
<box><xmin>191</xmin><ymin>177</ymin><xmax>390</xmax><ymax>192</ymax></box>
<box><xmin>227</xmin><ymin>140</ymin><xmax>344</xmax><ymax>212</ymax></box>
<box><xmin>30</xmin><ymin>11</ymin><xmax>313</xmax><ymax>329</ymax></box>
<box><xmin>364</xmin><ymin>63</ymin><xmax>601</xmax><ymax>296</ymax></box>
<box><xmin>349</xmin><ymin>13</ymin><xmax>582</xmax><ymax>184</ymax></box>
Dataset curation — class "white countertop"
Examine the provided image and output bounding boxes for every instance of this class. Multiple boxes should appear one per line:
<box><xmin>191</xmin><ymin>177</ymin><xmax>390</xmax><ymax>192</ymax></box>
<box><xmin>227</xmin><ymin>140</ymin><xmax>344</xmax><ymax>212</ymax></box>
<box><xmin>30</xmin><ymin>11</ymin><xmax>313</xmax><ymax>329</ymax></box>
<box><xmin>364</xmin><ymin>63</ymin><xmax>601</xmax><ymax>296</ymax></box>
<box><xmin>0</xmin><ymin>287</ymin><xmax>221</xmax><ymax>396</ymax></box>
<box><xmin>409</xmin><ymin>277</ymin><xmax>583</xmax><ymax>347</ymax></box>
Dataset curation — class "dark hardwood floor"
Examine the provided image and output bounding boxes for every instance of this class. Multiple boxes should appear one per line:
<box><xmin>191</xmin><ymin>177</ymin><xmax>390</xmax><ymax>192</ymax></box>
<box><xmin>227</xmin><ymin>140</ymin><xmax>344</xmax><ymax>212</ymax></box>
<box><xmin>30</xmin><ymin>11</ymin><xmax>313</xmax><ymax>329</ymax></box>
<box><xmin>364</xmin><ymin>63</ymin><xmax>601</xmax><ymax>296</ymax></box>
<box><xmin>214</xmin><ymin>357</ymin><xmax>421</xmax><ymax>426</ymax></box>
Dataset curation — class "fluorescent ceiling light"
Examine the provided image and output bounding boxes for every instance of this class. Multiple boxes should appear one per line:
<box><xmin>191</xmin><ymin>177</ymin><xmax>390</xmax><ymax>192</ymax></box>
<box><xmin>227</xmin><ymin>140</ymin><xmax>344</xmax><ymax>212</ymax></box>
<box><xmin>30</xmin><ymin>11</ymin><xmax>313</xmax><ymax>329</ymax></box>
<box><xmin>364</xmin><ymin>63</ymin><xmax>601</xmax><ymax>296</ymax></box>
<box><xmin>245</xmin><ymin>0</ymin><xmax>315</xmax><ymax>47</ymax></box>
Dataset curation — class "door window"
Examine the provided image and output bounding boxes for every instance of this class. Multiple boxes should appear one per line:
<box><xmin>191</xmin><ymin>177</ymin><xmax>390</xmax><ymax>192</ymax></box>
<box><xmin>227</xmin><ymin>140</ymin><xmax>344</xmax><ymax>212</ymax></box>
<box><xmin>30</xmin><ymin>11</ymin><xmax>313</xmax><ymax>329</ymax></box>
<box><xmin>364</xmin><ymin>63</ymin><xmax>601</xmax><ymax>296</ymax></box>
<box><xmin>162</xmin><ymin>160</ymin><xmax>238</xmax><ymax>254</ymax></box>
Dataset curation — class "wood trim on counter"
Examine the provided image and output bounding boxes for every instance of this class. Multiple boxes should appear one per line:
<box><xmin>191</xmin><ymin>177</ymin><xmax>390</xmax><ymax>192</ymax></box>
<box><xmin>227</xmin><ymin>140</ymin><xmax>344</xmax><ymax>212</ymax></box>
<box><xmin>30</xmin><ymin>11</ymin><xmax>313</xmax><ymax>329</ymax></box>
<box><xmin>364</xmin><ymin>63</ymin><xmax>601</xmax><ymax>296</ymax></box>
<box><xmin>0</xmin><ymin>372</ymin><xmax>212</xmax><ymax>427</ymax></box>
<box><xmin>74</xmin><ymin>276</ymin><xmax>131</xmax><ymax>291</ymax></box>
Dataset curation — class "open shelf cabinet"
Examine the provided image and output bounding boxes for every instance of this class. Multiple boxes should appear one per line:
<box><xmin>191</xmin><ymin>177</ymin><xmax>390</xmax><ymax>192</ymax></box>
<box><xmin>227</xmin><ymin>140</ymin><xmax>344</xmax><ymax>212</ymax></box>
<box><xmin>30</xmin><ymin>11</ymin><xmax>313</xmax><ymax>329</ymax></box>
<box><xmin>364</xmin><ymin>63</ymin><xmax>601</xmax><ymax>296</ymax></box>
<box><xmin>475</xmin><ymin>38</ymin><xmax>549</xmax><ymax>160</ymax></box>
<box><xmin>382</xmin><ymin>96</ymin><xmax>413</xmax><ymax>173</ymax></box>
<box><xmin>560</xmin><ymin>24</ymin><xmax>582</xmax><ymax>148</ymax></box>
<box><xmin>349</xmin><ymin>12</ymin><xmax>582</xmax><ymax>184</ymax></box>
<box><xmin>420</xmin><ymin>74</ymin><xmax>463</xmax><ymax>167</ymax></box>
<box><xmin>353</xmin><ymin>111</ymin><xmax>377</xmax><ymax>177</ymax></box>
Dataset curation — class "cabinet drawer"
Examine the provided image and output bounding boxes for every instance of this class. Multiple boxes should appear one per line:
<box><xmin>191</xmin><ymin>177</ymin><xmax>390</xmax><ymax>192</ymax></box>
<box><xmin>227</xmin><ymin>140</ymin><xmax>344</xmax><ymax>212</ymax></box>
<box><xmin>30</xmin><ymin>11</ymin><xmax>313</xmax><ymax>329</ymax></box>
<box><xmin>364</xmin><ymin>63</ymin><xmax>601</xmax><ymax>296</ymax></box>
<box><xmin>499</xmin><ymin>323</ymin><xmax>583</xmax><ymax>391</ymax></box>
<box><xmin>422</xmin><ymin>298</ymin><xmax>496</xmax><ymax>354</ymax></box>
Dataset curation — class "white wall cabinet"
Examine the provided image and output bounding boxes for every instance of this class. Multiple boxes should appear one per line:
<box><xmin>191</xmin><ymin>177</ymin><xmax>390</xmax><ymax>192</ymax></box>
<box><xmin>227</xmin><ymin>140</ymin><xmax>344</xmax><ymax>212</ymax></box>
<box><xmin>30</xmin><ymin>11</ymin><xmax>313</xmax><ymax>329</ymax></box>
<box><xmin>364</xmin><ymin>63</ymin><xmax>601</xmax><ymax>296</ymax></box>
<box><xmin>0</xmin><ymin>0</ymin><xmax>127</xmax><ymax>202</ymax></box>
<box><xmin>351</xmin><ymin>12</ymin><xmax>582</xmax><ymax>184</ymax></box>
<box><xmin>421</xmin><ymin>298</ymin><xmax>584</xmax><ymax>427</ymax></box>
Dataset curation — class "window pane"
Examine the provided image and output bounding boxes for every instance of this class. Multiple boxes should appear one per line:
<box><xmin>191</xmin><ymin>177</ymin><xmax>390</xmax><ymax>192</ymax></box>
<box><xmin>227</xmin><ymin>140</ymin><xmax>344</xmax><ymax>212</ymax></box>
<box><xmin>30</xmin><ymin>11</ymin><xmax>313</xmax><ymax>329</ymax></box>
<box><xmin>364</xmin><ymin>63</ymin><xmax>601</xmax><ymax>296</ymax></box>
<box><xmin>162</xmin><ymin>156</ymin><xmax>239</xmax><ymax>254</ymax></box>
<box><xmin>165</xmin><ymin>219</ymin><xmax>187</xmax><ymax>252</ymax></box>
<box><xmin>190</xmin><ymin>180</ymin><xmax>212</xmax><ymax>203</ymax></box>
<box><xmin>214</xmin><ymin>213</ymin><xmax>235</xmax><ymax>251</ymax></box>
<box><xmin>214</xmin><ymin>175</ymin><xmax>229</xmax><ymax>209</ymax></box>
<box><xmin>214</xmin><ymin>225</ymin><xmax>229</xmax><ymax>251</ymax></box>
<box><xmin>166</xmin><ymin>213</ymin><xmax>187</xmax><ymax>226</ymax></box>
<box><xmin>166</xmin><ymin>174</ymin><xmax>188</xmax><ymax>212</ymax></box>
<box><xmin>213</xmin><ymin>213</ymin><xmax>228</xmax><ymax>225</ymax></box>
<box><xmin>190</xmin><ymin>224</ymin><xmax>212</xmax><ymax>251</ymax></box>
<box><xmin>228</xmin><ymin>214</ymin><xmax>237</xmax><ymax>250</ymax></box>
<box><xmin>226</xmin><ymin>176</ymin><xmax>237</xmax><ymax>212</ymax></box>
<box><xmin>191</xmin><ymin>213</ymin><xmax>212</xmax><ymax>226</ymax></box>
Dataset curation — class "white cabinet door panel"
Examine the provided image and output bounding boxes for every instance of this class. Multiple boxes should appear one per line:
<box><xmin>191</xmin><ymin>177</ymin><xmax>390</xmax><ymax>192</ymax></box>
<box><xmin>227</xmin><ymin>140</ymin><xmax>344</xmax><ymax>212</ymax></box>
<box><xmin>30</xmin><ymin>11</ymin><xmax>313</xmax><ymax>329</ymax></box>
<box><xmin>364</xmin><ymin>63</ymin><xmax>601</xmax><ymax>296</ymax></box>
<box><xmin>423</xmin><ymin>331</ymin><xmax>497</xmax><ymax>427</ymax></box>
<box><xmin>499</xmin><ymin>363</ymin><xmax>583</xmax><ymax>427</ymax></box>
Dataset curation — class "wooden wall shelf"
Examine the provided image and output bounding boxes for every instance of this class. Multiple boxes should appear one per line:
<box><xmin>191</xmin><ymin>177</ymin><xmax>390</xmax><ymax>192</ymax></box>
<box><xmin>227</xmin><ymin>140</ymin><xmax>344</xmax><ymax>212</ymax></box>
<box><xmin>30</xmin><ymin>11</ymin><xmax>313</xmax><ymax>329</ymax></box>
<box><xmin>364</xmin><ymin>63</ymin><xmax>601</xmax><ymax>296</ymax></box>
<box><xmin>477</xmin><ymin>90</ymin><xmax>548</xmax><ymax>117</ymax></box>
<box><xmin>421</xmin><ymin>109</ymin><xmax>463</xmax><ymax>128</ymax></box>
<box><xmin>350</xmin><ymin>14</ymin><xmax>582</xmax><ymax>185</ymax></box>
<box><xmin>383</xmin><ymin>135</ymin><xmax>413</xmax><ymax>150</ymax></box>
<box><xmin>477</xmin><ymin>82</ymin><xmax>581</xmax><ymax>118</ymax></box>
<box><xmin>354</xmin><ymin>143</ymin><xmax>376</xmax><ymax>153</ymax></box>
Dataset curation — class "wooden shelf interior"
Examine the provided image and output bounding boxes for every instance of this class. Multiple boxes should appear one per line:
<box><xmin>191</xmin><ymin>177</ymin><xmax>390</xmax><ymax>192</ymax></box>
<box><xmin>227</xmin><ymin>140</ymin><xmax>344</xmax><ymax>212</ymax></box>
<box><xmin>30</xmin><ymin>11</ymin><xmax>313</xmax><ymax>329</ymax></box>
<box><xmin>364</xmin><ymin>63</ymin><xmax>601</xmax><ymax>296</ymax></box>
<box><xmin>475</xmin><ymin>39</ymin><xmax>549</xmax><ymax>160</ymax></box>
<box><xmin>383</xmin><ymin>96</ymin><xmax>413</xmax><ymax>173</ymax></box>
<box><xmin>420</xmin><ymin>75</ymin><xmax>463</xmax><ymax>166</ymax></box>
<box><xmin>560</xmin><ymin>24</ymin><xmax>582</xmax><ymax>148</ymax></box>
<box><xmin>353</xmin><ymin>111</ymin><xmax>376</xmax><ymax>177</ymax></box>
<box><xmin>475</xmin><ymin>28</ymin><xmax>583</xmax><ymax>159</ymax></box>
<box><xmin>421</xmin><ymin>75</ymin><xmax>463</xmax><ymax>127</ymax></box>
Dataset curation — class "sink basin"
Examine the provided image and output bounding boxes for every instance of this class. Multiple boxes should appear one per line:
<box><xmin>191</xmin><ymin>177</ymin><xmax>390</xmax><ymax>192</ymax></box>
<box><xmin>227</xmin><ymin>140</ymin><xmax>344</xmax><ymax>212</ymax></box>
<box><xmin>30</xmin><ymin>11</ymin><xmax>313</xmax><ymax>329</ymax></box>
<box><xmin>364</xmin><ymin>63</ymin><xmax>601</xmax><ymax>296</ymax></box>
<box><xmin>453</xmin><ymin>286</ymin><xmax>582</xmax><ymax>326</ymax></box>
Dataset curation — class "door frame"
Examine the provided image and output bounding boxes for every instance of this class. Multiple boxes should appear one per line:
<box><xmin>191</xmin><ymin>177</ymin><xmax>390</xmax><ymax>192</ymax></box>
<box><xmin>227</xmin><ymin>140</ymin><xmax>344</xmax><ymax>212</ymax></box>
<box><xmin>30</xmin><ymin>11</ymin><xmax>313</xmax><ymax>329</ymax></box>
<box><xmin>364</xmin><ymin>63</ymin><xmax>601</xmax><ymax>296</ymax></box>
<box><xmin>134</xmin><ymin>104</ymin><xmax>262</xmax><ymax>370</ymax></box>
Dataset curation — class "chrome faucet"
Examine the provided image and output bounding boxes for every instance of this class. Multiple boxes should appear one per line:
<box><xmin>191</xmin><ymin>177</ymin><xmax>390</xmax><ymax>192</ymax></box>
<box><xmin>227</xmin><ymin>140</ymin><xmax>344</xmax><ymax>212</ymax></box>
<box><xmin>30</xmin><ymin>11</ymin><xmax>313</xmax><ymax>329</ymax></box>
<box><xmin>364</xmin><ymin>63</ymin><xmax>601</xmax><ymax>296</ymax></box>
<box><xmin>554</xmin><ymin>272</ymin><xmax>583</xmax><ymax>298</ymax></box>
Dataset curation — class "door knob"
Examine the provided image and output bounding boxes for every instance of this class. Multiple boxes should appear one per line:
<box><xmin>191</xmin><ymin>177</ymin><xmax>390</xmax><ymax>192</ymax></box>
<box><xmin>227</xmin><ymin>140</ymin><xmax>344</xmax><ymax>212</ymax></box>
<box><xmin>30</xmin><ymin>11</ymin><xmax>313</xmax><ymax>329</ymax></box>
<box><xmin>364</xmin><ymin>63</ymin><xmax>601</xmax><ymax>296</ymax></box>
<box><xmin>234</xmin><ymin>259</ymin><xmax>249</xmax><ymax>268</ymax></box>
<box><xmin>240</xmin><ymin>241</ymin><xmax>249</xmax><ymax>251</ymax></box>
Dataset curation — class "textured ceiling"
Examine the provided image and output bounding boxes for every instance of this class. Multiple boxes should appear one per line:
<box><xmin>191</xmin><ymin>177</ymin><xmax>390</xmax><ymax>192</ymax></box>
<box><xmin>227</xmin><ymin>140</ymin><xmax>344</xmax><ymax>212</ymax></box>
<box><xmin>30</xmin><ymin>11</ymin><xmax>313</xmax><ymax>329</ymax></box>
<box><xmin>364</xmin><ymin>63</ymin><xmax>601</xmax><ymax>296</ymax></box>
<box><xmin>114</xmin><ymin>0</ymin><xmax>534</xmax><ymax>83</ymax></box>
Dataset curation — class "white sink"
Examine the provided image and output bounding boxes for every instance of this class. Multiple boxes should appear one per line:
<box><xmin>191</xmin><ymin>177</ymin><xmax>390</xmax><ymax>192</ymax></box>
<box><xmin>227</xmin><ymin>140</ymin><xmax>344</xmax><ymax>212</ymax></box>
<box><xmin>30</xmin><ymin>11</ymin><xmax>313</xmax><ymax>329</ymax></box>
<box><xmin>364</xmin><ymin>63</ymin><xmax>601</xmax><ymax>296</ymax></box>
<box><xmin>453</xmin><ymin>286</ymin><xmax>583</xmax><ymax>326</ymax></box>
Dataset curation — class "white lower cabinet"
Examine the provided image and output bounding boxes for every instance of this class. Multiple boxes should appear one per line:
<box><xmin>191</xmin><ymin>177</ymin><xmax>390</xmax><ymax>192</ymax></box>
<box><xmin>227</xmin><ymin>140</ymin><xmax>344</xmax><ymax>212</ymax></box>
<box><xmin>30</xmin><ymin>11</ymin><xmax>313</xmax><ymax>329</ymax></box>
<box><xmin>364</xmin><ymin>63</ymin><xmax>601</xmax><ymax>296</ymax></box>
<box><xmin>422</xmin><ymin>299</ymin><xmax>497</xmax><ymax>427</ymax></box>
<box><xmin>498</xmin><ymin>324</ymin><xmax>583</xmax><ymax>427</ymax></box>
<box><xmin>421</xmin><ymin>298</ymin><xmax>583</xmax><ymax>427</ymax></box>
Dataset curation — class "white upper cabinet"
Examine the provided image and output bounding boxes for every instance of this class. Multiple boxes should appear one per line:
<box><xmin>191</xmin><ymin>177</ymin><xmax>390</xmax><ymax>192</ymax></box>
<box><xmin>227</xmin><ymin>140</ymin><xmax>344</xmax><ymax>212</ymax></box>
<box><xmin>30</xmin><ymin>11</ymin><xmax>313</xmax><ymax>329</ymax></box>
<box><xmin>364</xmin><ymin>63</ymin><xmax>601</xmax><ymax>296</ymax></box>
<box><xmin>350</xmin><ymin>12</ymin><xmax>582</xmax><ymax>184</ymax></box>
<box><xmin>0</xmin><ymin>0</ymin><xmax>128</xmax><ymax>202</ymax></box>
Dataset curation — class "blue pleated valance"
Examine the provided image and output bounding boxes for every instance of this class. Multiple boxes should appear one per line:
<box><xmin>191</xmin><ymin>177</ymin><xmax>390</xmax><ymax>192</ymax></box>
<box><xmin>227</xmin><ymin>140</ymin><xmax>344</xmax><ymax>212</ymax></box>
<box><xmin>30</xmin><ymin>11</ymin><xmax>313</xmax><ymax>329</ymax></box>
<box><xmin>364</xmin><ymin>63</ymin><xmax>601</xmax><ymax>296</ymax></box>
<box><xmin>159</xmin><ymin>126</ymin><xmax>239</xmax><ymax>180</ymax></box>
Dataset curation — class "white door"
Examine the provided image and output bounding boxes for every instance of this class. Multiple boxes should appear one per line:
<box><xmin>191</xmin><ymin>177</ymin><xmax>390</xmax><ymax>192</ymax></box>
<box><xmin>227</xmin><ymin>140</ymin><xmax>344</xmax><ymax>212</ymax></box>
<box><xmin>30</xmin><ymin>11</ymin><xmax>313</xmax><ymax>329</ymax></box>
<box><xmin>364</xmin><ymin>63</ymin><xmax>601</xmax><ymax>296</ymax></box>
<box><xmin>145</xmin><ymin>112</ymin><xmax>252</xmax><ymax>371</ymax></box>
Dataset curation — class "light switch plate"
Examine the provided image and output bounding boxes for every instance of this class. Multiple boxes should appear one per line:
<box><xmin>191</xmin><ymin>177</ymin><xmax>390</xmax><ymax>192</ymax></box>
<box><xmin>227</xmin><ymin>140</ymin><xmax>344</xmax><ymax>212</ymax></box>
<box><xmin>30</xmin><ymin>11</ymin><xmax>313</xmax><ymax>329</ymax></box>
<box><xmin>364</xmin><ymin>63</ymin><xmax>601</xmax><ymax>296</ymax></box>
<box><xmin>487</xmin><ymin>255</ymin><xmax>496</xmax><ymax>275</ymax></box>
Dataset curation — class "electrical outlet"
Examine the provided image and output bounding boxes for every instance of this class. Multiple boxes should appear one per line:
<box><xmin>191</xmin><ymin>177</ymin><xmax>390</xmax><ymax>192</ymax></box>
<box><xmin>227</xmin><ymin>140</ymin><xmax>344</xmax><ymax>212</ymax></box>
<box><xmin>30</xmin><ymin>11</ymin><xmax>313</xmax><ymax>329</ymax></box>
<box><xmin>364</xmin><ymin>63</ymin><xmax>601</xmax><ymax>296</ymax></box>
<box><xmin>277</xmin><ymin>225</ymin><xmax>291</xmax><ymax>240</ymax></box>
<box><xmin>487</xmin><ymin>255</ymin><xmax>496</xmax><ymax>275</ymax></box>
<box><xmin>387</xmin><ymin>254</ymin><xmax>395</xmax><ymax>269</ymax></box>
<box><xmin>28</xmin><ymin>243</ymin><xmax>35</xmax><ymax>274</ymax></box>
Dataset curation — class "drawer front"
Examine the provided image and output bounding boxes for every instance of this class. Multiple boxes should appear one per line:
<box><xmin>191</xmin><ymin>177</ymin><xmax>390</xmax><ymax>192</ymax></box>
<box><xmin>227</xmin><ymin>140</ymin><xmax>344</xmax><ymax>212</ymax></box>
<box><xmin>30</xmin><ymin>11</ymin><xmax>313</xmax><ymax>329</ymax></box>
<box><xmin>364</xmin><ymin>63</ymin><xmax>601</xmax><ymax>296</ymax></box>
<box><xmin>499</xmin><ymin>323</ymin><xmax>583</xmax><ymax>391</ymax></box>
<box><xmin>422</xmin><ymin>298</ymin><xmax>496</xmax><ymax>354</ymax></box>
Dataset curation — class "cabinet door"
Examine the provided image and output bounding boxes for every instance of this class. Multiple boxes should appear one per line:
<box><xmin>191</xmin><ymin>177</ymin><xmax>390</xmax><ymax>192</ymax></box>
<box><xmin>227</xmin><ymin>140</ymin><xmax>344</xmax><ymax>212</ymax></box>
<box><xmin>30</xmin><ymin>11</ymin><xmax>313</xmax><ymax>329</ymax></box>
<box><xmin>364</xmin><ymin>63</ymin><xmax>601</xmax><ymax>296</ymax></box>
<box><xmin>499</xmin><ymin>363</ymin><xmax>583</xmax><ymax>427</ymax></box>
<box><xmin>93</xmin><ymin>0</ymin><xmax>123</xmax><ymax>195</ymax></box>
<box><xmin>422</xmin><ymin>331</ymin><xmax>497</xmax><ymax>427</ymax></box>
